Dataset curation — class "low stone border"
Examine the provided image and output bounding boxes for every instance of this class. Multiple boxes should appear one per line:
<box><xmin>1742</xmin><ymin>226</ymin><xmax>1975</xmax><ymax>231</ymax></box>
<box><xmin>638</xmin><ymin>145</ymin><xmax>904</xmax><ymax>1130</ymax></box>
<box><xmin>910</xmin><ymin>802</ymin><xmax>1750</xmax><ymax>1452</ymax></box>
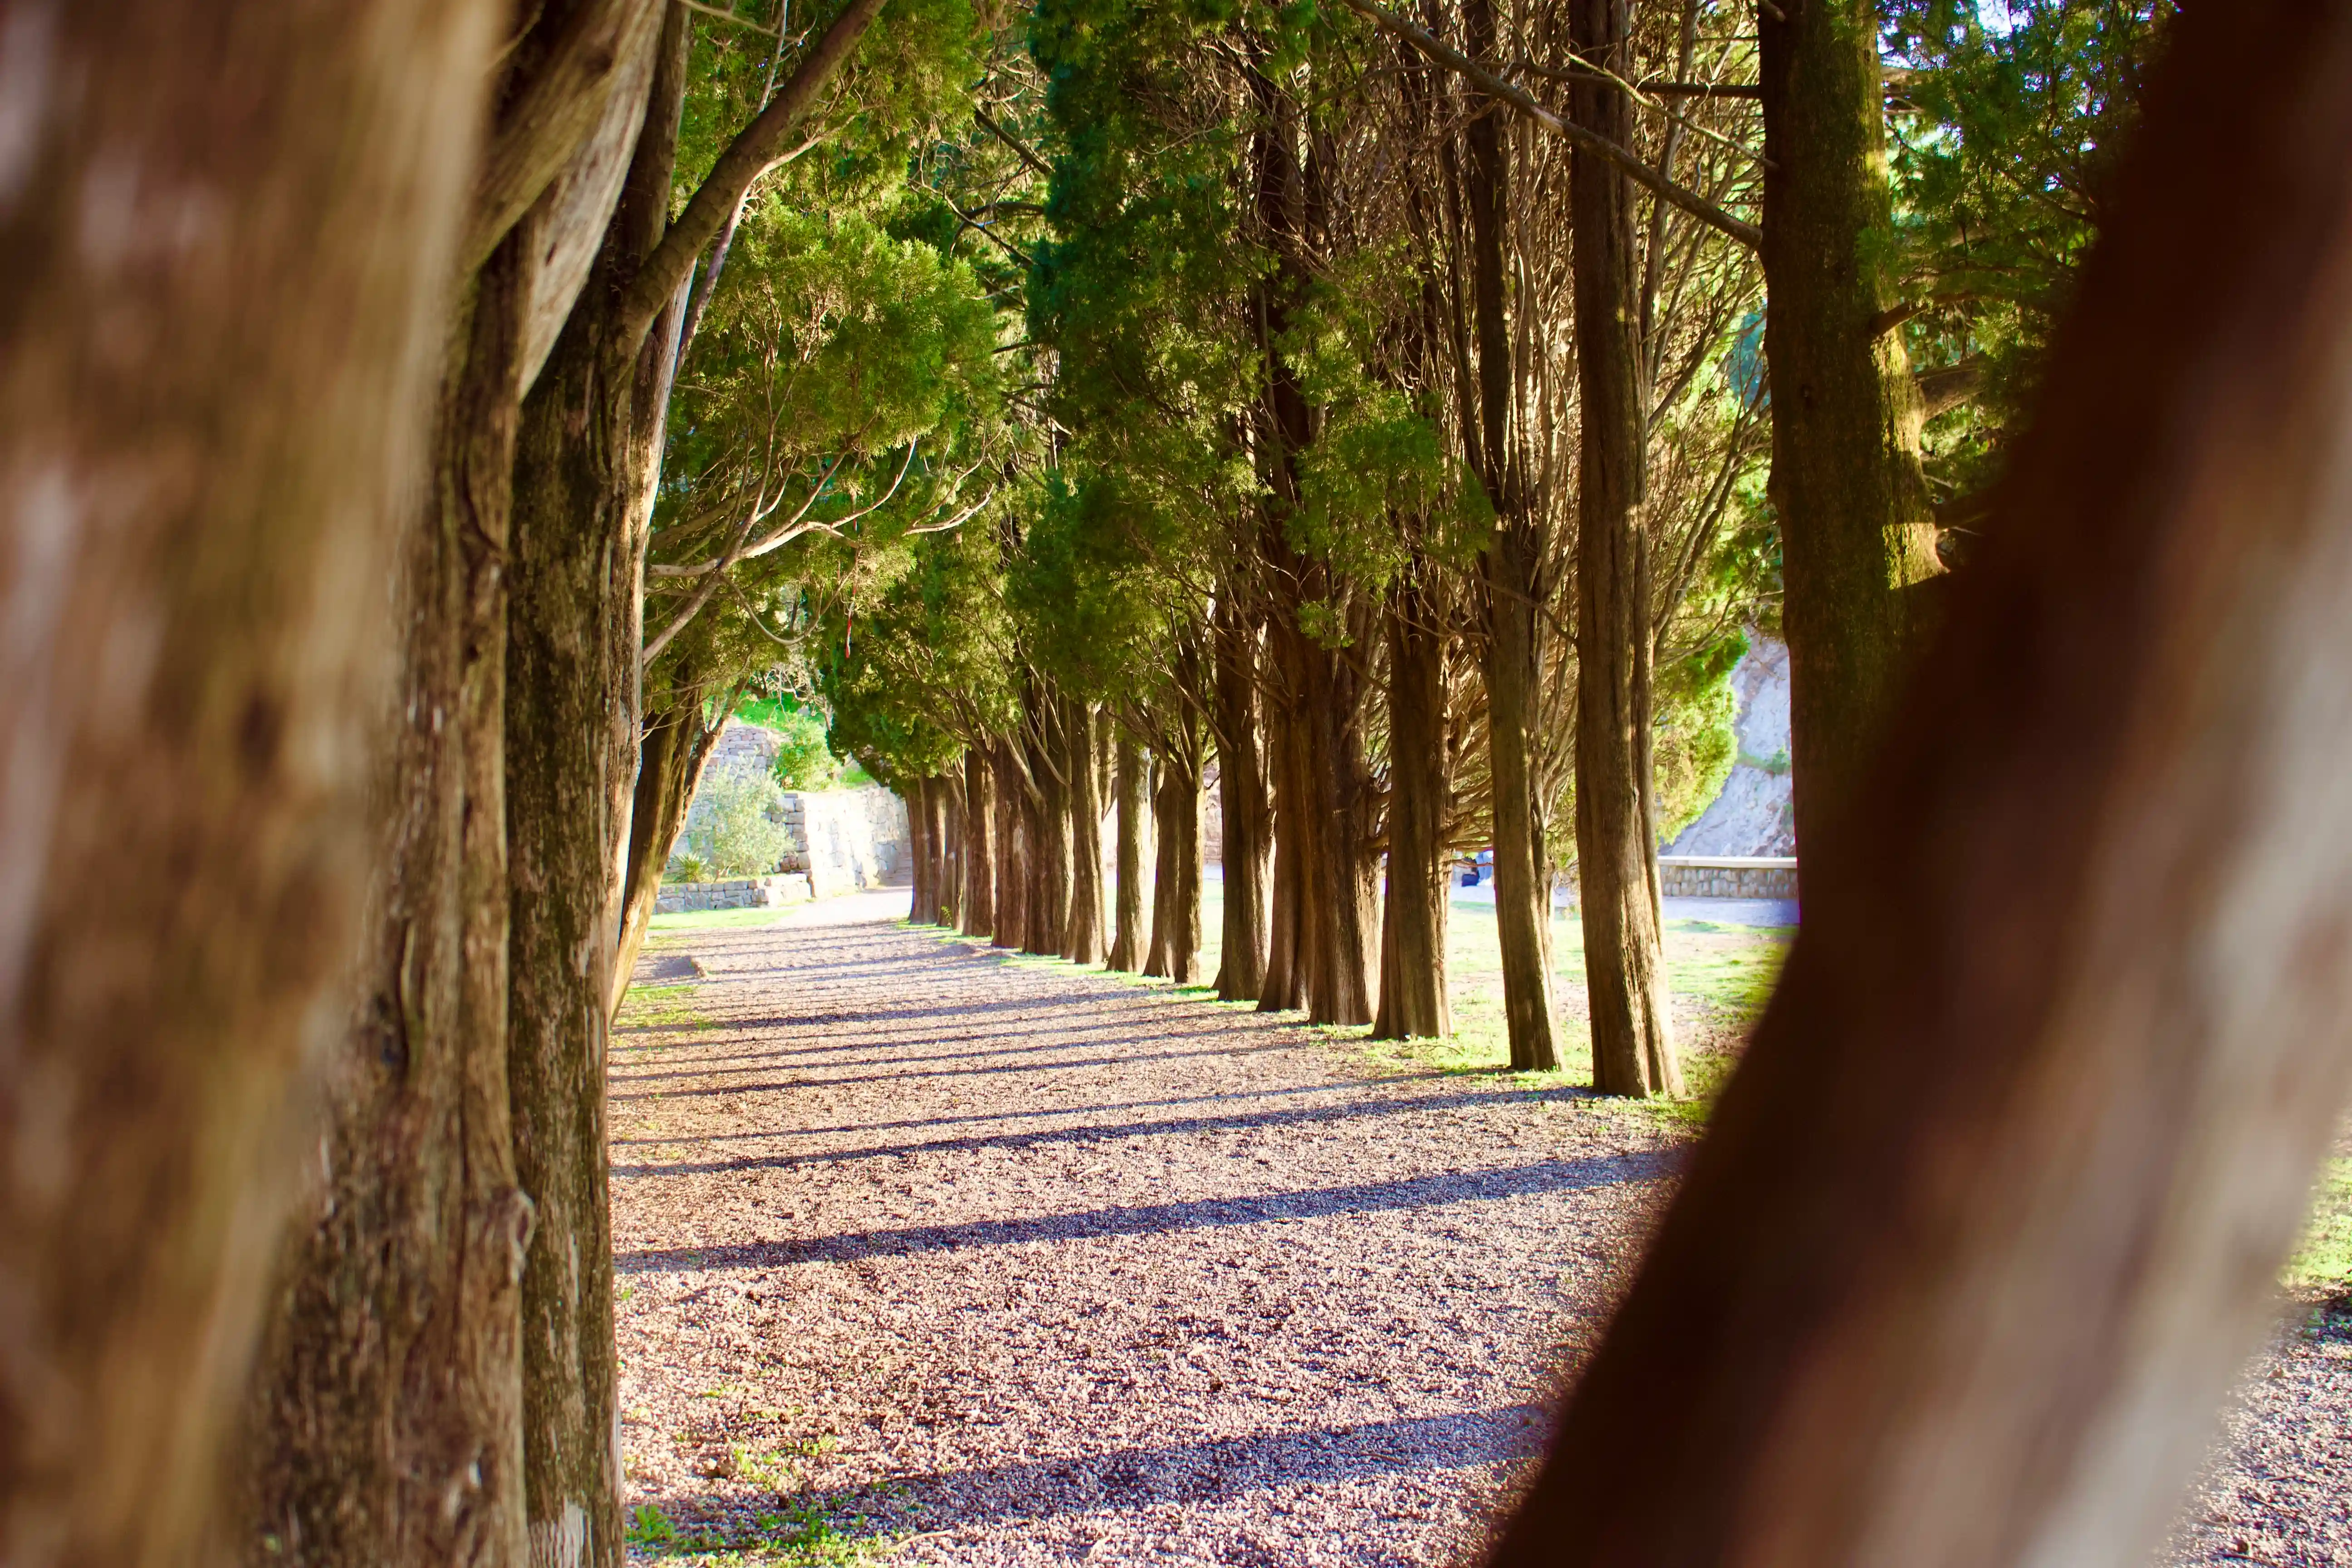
<box><xmin>654</xmin><ymin>873</ymin><xmax>813</xmax><ymax>915</ymax></box>
<box><xmin>1657</xmin><ymin>856</ymin><xmax>1797</xmax><ymax>900</ymax></box>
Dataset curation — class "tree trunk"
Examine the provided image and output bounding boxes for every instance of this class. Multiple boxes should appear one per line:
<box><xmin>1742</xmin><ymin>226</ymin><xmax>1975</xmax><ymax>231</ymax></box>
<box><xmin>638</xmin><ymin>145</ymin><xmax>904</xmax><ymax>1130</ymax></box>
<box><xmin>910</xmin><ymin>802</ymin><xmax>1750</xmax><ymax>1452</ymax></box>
<box><xmin>609</xmin><ymin>683</ymin><xmax>723</xmax><ymax>1017</ymax></box>
<box><xmin>1294</xmin><ymin>621</ymin><xmax>1379</xmax><ymax>1027</ymax></box>
<box><xmin>245</xmin><ymin>232</ymin><xmax>536</xmax><ymax>1568</ymax></box>
<box><xmin>926</xmin><ymin>771</ymin><xmax>955</xmax><ymax>931</ymax></box>
<box><xmin>502</xmin><ymin>9</ymin><xmax>686</xmax><ymax>1554</ymax></box>
<box><xmin>1494</xmin><ymin>6</ymin><xmax>2352</xmax><ymax>1558</ymax></box>
<box><xmin>1211</xmin><ymin>596</ymin><xmax>1271</xmax><ymax>999</ymax></box>
<box><xmin>1023</xmin><ymin>702</ymin><xmax>1071</xmax><ymax>956</ymax></box>
<box><xmin>1759</xmin><ymin>0</ymin><xmax>1941</xmax><ymax>868</ymax></box>
<box><xmin>990</xmin><ymin>742</ymin><xmax>1028</xmax><ymax>948</ymax></box>
<box><xmin>1063</xmin><ymin>701</ymin><xmax>1106</xmax><ymax>963</ymax></box>
<box><xmin>961</xmin><ymin>747</ymin><xmax>996</xmax><ymax>937</ymax></box>
<box><xmin>1256</xmin><ymin>700</ymin><xmax>1308</xmax><ymax>1012</ymax></box>
<box><xmin>1568</xmin><ymin>0</ymin><xmax>1681</xmax><ymax>1099</ymax></box>
<box><xmin>1460</xmin><ymin>0</ymin><xmax>1559</xmax><ymax>1072</ymax></box>
<box><xmin>906</xmin><ymin>775</ymin><xmax>935</xmax><ymax>923</ymax></box>
<box><xmin>1108</xmin><ymin>733</ymin><xmax>1148</xmax><ymax>971</ymax></box>
<box><xmin>1144</xmin><ymin>751</ymin><xmax>1204</xmax><ymax>983</ymax></box>
<box><xmin>0</xmin><ymin>4</ymin><xmax>491</xmax><ymax>1562</ymax></box>
<box><xmin>1374</xmin><ymin>571</ymin><xmax>1452</xmax><ymax>1040</ymax></box>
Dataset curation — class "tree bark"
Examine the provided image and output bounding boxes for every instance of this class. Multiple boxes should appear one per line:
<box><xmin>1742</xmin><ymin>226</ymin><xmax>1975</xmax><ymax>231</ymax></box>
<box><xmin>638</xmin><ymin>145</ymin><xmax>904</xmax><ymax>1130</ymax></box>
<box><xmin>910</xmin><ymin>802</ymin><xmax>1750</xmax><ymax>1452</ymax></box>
<box><xmin>1256</xmin><ymin>700</ymin><xmax>1308</xmax><ymax>1012</ymax></box>
<box><xmin>502</xmin><ymin>8</ymin><xmax>686</xmax><ymax>1555</ymax></box>
<box><xmin>610</xmin><ymin>681</ymin><xmax>724</xmax><ymax>1017</ymax></box>
<box><xmin>1063</xmin><ymin>700</ymin><xmax>1106</xmax><ymax>963</ymax></box>
<box><xmin>1568</xmin><ymin>0</ymin><xmax>1681</xmax><ymax>1099</ymax></box>
<box><xmin>1492</xmin><ymin>5</ymin><xmax>2352</xmax><ymax>1558</ymax></box>
<box><xmin>1144</xmin><ymin>750</ymin><xmax>1204</xmax><ymax>984</ymax></box>
<box><xmin>245</xmin><ymin>227</ymin><xmax>536</xmax><ymax>1568</ymax></box>
<box><xmin>961</xmin><ymin>747</ymin><xmax>996</xmax><ymax>937</ymax></box>
<box><xmin>1022</xmin><ymin>699</ymin><xmax>1071</xmax><ymax>956</ymax></box>
<box><xmin>926</xmin><ymin>771</ymin><xmax>955</xmax><ymax>931</ymax></box>
<box><xmin>1211</xmin><ymin>595</ymin><xmax>1271</xmax><ymax>999</ymax></box>
<box><xmin>906</xmin><ymin>775</ymin><xmax>936</xmax><ymax>923</ymax></box>
<box><xmin>0</xmin><ymin>3</ymin><xmax>492</xmax><ymax>1561</ymax></box>
<box><xmin>1759</xmin><ymin>0</ymin><xmax>1942</xmax><ymax>867</ymax></box>
<box><xmin>990</xmin><ymin>742</ymin><xmax>1028</xmax><ymax>948</ymax></box>
<box><xmin>1374</xmin><ymin>570</ymin><xmax>1452</xmax><ymax>1041</ymax></box>
<box><xmin>1462</xmin><ymin>0</ymin><xmax>1560</xmax><ymax>1072</ymax></box>
<box><xmin>1108</xmin><ymin>733</ymin><xmax>1148</xmax><ymax>971</ymax></box>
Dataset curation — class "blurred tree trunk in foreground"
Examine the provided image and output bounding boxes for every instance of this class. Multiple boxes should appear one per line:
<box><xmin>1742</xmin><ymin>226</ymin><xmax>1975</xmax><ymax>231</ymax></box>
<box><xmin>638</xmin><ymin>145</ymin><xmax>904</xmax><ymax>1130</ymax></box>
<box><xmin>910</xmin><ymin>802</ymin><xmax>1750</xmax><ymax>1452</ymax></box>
<box><xmin>1494</xmin><ymin>2</ymin><xmax>2352</xmax><ymax>1561</ymax></box>
<box><xmin>0</xmin><ymin>1</ymin><xmax>494</xmax><ymax>1563</ymax></box>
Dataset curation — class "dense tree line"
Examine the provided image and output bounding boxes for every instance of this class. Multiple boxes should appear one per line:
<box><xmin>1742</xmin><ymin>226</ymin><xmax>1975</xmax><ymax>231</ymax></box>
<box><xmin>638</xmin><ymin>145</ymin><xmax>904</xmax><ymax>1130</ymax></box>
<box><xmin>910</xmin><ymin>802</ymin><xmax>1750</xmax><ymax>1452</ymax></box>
<box><xmin>231</xmin><ymin>0</ymin><xmax>2177</xmax><ymax>1562</ymax></box>
<box><xmin>9</xmin><ymin>2</ymin><xmax>2256</xmax><ymax>1567</ymax></box>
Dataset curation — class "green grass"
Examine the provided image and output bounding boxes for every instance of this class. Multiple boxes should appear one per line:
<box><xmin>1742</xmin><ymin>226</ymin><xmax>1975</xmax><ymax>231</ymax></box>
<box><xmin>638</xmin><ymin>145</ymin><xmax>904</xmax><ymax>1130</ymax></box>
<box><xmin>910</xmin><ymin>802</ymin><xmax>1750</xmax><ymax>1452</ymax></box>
<box><xmin>616</xmin><ymin>982</ymin><xmax>714</xmax><ymax>1033</ymax></box>
<box><xmin>921</xmin><ymin>882</ymin><xmax>1790</xmax><ymax>1129</ymax></box>
<box><xmin>2288</xmin><ymin>1156</ymin><xmax>2352</xmax><ymax>1294</ymax></box>
<box><xmin>625</xmin><ymin>1499</ymin><xmax>897</xmax><ymax>1566</ymax></box>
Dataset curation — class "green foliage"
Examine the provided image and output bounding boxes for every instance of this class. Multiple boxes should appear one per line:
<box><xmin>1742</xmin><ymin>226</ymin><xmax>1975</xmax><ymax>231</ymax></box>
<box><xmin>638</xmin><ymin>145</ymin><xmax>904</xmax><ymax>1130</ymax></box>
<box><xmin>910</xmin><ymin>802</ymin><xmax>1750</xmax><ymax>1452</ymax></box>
<box><xmin>1885</xmin><ymin>1</ymin><xmax>2175</xmax><ymax>505</ymax></box>
<box><xmin>764</xmin><ymin>709</ymin><xmax>843</xmax><ymax>792</ymax></box>
<box><xmin>1652</xmin><ymin>637</ymin><xmax>1744</xmax><ymax>847</ymax></box>
<box><xmin>675</xmin><ymin>769</ymin><xmax>796</xmax><ymax>879</ymax></box>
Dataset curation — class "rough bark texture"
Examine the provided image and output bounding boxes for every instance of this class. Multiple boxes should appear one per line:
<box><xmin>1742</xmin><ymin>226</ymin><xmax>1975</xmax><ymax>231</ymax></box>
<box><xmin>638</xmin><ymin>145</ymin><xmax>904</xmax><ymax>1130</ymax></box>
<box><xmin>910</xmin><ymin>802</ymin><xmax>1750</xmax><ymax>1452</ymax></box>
<box><xmin>465</xmin><ymin>0</ymin><xmax>667</xmax><ymax>277</ymax></box>
<box><xmin>1568</xmin><ymin>0</ymin><xmax>1681</xmax><ymax>1099</ymax></box>
<box><xmin>926</xmin><ymin>775</ymin><xmax>955</xmax><ymax>931</ymax></box>
<box><xmin>1461</xmin><ymin>0</ymin><xmax>1559</xmax><ymax>1071</ymax></box>
<box><xmin>1492</xmin><ymin>5</ymin><xmax>2352</xmax><ymax>1560</ymax></box>
<box><xmin>907</xmin><ymin>777</ymin><xmax>937</xmax><ymax>925</ymax></box>
<box><xmin>1256</xmin><ymin>711</ymin><xmax>1306</xmax><ymax>1013</ymax></box>
<box><xmin>0</xmin><ymin>3</ymin><xmax>492</xmax><ymax>1562</ymax></box>
<box><xmin>990</xmin><ymin>744</ymin><xmax>1028</xmax><ymax>949</ymax></box>
<box><xmin>961</xmin><ymin>748</ymin><xmax>996</xmax><ymax>938</ymax></box>
<box><xmin>1023</xmin><ymin>702</ymin><xmax>1072</xmax><ymax>958</ymax></box>
<box><xmin>504</xmin><ymin>14</ymin><xmax>687</xmax><ymax>1562</ymax></box>
<box><xmin>1285</xmin><ymin>617</ymin><xmax>1381</xmax><ymax>1027</ymax></box>
<box><xmin>244</xmin><ymin>232</ymin><xmax>535</xmax><ymax>1568</ymax></box>
<box><xmin>1759</xmin><ymin>0</ymin><xmax>1941</xmax><ymax>866</ymax></box>
<box><xmin>1374</xmin><ymin>574</ymin><xmax>1452</xmax><ymax>1041</ymax></box>
<box><xmin>1210</xmin><ymin>598</ymin><xmax>1270</xmax><ymax>999</ymax></box>
<box><xmin>1143</xmin><ymin>752</ymin><xmax>1204</xmax><ymax>984</ymax></box>
<box><xmin>1063</xmin><ymin>702</ymin><xmax>1106</xmax><ymax>964</ymax></box>
<box><xmin>1107</xmin><ymin>735</ymin><xmax>1147</xmax><ymax>972</ymax></box>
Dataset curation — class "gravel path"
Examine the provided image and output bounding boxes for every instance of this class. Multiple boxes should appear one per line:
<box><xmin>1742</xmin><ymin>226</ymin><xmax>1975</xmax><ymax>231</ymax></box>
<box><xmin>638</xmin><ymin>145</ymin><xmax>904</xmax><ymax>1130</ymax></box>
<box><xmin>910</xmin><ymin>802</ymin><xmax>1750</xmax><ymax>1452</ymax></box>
<box><xmin>612</xmin><ymin>892</ymin><xmax>1679</xmax><ymax>1564</ymax></box>
<box><xmin>2167</xmin><ymin>1298</ymin><xmax>2352</xmax><ymax>1567</ymax></box>
<box><xmin>614</xmin><ymin>892</ymin><xmax>2350</xmax><ymax>1566</ymax></box>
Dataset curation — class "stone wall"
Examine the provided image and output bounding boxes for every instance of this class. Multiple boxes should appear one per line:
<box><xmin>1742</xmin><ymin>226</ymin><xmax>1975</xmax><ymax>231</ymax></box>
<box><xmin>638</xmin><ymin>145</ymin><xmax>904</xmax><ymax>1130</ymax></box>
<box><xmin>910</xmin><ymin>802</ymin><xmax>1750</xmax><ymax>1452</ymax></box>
<box><xmin>660</xmin><ymin>749</ymin><xmax>911</xmax><ymax>908</ymax></box>
<box><xmin>1666</xmin><ymin>633</ymin><xmax>1797</xmax><ymax>857</ymax></box>
<box><xmin>655</xmin><ymin>874</ymin><xmax>813</xmax><ymax>915</ymax></box>
<box><xmin>1656</xmin><ymin>856</ymin><xmax>1797</xmax><ymax>900</ymax></box>
<box><xmin>790</xmin><ymin>786</ymin><xmax>910</xmax><ymax>898</ymax></box>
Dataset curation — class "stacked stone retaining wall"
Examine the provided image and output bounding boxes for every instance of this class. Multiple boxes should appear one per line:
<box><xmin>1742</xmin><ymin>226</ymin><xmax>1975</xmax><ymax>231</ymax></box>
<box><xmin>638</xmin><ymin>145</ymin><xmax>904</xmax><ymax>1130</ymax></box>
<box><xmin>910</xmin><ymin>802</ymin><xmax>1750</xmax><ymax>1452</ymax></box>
<box><xmin>1655</xmin><ymin>856</ymin><xmax>1797</xmax><ymax>900</ymax></box>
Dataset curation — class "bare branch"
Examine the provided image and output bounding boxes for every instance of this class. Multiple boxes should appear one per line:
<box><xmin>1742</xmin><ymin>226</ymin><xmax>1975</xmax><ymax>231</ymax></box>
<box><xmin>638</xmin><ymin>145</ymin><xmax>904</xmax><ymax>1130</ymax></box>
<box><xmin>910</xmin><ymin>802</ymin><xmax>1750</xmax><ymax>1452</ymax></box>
<box><xmin>1336</xmin><ymin>0</ymin><xmax>1762</xmax><ymax>250</ymax></box>
<box><xmin>621</xmin><ymin>0</ymin><xmax>887</xmax><ymax>350</ymax></box>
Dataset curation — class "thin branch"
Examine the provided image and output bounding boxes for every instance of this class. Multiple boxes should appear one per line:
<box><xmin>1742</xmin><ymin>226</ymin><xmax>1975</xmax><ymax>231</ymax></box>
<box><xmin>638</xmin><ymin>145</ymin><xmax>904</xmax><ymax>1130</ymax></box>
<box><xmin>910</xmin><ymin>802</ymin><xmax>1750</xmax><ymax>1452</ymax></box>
<box><xmin>1337</xmin><ymin>0</ymin><xmax>1762</xmax><ymax>251</ymax></box>
<box><xmin>975</xmin><ymin>106</ymin><xmax>1053</xmax><ymax>179</ymax></box>
<box><xmin>676</xmin><ymin>0</ymin><xmax>781</xmax><ymax>34</ymax></box>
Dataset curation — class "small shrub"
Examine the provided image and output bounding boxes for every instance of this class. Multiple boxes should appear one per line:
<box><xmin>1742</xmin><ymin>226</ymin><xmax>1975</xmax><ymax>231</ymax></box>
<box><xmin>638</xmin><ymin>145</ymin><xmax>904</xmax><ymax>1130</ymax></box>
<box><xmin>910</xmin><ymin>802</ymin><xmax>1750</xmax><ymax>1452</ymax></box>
<box><xmin>627</xmin><ymin>1503</ymin><xmax>678</xmax><ymax>1547</ymax></box>
<box><xmin>767</xmin><ymin>708</ymin><xmax>842</xmax><ymax>793</ymax></box>
<box><xmin>674</xmin><ymin>769</ymin><xmax>794</xmax><ymax>878</ymax></box>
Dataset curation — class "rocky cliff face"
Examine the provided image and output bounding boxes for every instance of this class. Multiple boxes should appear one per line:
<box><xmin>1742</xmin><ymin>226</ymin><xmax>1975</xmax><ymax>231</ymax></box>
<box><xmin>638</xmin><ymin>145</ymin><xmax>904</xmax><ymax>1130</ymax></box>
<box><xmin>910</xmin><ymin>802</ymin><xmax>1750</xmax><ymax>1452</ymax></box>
<box><xmin>1666</xmin><ymin>634</ymin><xmax>1797</xmax><ymax>857</ymax></box>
